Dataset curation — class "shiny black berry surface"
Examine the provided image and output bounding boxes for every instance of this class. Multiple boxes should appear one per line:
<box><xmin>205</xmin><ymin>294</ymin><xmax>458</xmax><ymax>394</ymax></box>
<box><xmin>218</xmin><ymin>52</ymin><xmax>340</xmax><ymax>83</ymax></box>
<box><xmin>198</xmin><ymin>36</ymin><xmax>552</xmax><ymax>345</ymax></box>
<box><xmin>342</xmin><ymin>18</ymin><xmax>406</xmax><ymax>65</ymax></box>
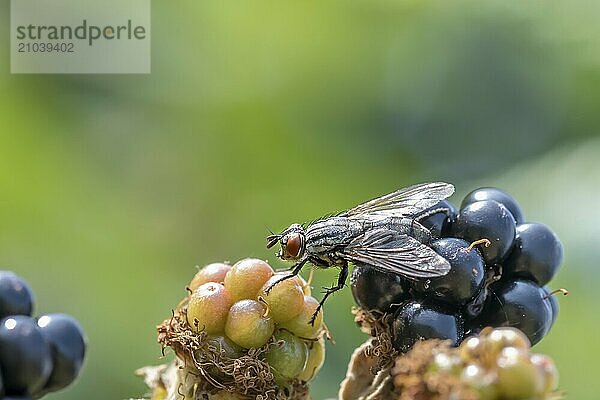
<box><xmin>418</xmin><ymin>200</ymin><xmax>457</xmax><ymax>238</ymax></box>
<box><xmin>451</xmin><ymin>200</ymin><xmax>516</xmax><ymax>264</ymax></box>
<box><xmin>36</xmin><ymin>314</ymin><xmax>87</xmax><ymax>392</ymax></box>
<box><xmin>0</xmin><ymin>272</ymin><xmax>34</xmax><ymax>319</ymax></box>
<box><xmin>481</xmin><ymin>279</ymin><xmax>552</xmax><ymax>345</ymax></box>
<box><xmin>350</xmin><ymin>264</ymin><xmax>410</xmax><ymax>314</ymax></box>
<box><xmin>461</xmin><ymin>187</ymin><xmax>525</xmax><ymax>224</ymax></box>
<box><xmin>391</xmin><ymin>301</ymin><xmax>464</xmax><ymax>353</ymax></box>
<box><xmin>504</xmin><ymin>223</ymin><xmax>563</xmax><ymax>286</ymax></box>
<box><xmin>414</xmin><ymin>238</ymin><xmax>485</xmax><ymax>307</ymax></box>
<box><xmin>0</xmin><ymin>316</ymin><xmax>53</xmax><ymax>395</ymax></box>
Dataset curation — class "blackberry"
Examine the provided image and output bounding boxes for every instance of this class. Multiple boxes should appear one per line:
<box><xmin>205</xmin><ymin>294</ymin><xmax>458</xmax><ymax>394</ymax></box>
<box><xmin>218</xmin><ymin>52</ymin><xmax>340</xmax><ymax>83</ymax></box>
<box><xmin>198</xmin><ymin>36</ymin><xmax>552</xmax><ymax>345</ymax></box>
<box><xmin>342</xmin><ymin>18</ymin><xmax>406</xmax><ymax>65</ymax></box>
<box><xmin>0</xmin><ymin>272</ymin><xmax>34</xmax><ymax>319</ymax></box>
<box><xmin>418</xmin><ymin>200</ymin><xmax>457</xmax><ymax>238</ymax></box>
<box><xmin>36</xmin><ymin>314</ymin><xmax>87</xmax><ymax>393</ymax></box>
<box><xmin>349</xmin><ymin>185</ymin><xmax>563</xmax><ymax>356</ymax></box>
<box><xmin>451</xmin><ymin>200</ymin><xmax>516</xmax><ymax>264</ymax></box>
<box><xmin>0</xmin><ymin>316</ymin><xmax>53</xmax><ymax>395</ymax></box>
<box><xmin>414</xmin><ymin>238</ymin><xmax>486</xmax><ymax>307</ymax></box>
<box><xmin>504</xmin><ymin>223</ymin><xmax>563</xmax><ymax>286</ymax></box>
<box><xmin>391</xmin><ymin>301</ymin><xmax>464</xmax><ymax>353</ymax></box>
<box><xmin>480</xmin><ymin>280</ymin><xmax>553</xmax><ymax>345</ymax></box>
<box><xmin>461</xmin><ymin>187</ymin><xmax>525</xmax><ymax>224</ymax></box>
<box><xmin>350</xmin><ymin>263</ymin><xmax>410</xmax><ymax>314</ymax></box>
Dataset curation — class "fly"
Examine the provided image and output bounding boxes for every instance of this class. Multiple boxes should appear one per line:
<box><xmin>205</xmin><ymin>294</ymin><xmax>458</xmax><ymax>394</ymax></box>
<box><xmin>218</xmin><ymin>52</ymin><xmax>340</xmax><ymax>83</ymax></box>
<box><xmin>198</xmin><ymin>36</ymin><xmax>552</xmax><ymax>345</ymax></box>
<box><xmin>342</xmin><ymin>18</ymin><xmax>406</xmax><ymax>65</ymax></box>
<box><xmin>266</xmin><ymin>182</ymin><xmax>456</xmax><ymax>324</ymax></box>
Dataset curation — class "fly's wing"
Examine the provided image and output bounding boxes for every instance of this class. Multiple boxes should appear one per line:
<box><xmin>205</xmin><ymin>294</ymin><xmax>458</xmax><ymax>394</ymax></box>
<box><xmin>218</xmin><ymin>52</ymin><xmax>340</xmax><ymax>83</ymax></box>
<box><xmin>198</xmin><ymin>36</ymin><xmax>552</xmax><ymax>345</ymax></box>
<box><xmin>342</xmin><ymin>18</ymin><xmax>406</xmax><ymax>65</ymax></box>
<box><xmin>339</xmin><ymin>228</ymin><xmax>450</xmax><ymax>279</ymax></box>
<box><xmin>340</xmin><ymin>182</ymin><xmax>454</xmax><ymax>219</ymax></box>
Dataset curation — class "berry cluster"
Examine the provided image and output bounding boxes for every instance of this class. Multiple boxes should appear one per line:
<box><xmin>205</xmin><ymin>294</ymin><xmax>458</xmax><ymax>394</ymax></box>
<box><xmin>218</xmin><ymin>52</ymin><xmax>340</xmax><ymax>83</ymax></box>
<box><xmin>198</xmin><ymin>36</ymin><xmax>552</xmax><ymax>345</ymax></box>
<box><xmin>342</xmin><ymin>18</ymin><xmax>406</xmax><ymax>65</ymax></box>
<box><xmin>351</xmin><ymin>187</ymin><xmax>564</xmax><ymax>352</ymax></box>
<box><xmin>184</xmin><ymin>259</ymin><xmax>326</xmax><ymax>386</ymax></box>
<box><xmin>0</xmin><ymin>271</ymin><xmax>86</xmax><ymax>400</ymax></box>
<box><xmin>443</xmin><ymin>327</ymin><xmax>557</xmax><ymax>399</ymax></box>
<box><xmin>395</xmin><ymin>327</ymin><xmax>559</xmax><ymax>400</ymax></box>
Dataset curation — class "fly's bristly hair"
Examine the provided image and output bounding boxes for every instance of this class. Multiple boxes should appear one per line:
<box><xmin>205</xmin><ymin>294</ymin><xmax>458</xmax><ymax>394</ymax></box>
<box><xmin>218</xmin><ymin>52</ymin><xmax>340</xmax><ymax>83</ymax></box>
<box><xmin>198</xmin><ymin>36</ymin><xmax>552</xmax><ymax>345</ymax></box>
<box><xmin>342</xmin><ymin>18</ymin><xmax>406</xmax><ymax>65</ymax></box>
<box><xmin>306</xmin><ymin>212</ymin><xmax>337</xmax><ymax>228</ymax></box>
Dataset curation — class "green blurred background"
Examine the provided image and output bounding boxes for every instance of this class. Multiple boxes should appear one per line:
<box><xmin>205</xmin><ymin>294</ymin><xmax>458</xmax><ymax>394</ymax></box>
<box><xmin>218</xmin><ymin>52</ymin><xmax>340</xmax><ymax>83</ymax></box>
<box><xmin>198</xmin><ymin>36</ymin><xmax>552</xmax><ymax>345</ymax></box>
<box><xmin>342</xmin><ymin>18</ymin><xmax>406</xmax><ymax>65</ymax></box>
<box><xmin>1</xmin><ymin>1</ymin><xmax>599</xmax><ymax>399</ymax></box>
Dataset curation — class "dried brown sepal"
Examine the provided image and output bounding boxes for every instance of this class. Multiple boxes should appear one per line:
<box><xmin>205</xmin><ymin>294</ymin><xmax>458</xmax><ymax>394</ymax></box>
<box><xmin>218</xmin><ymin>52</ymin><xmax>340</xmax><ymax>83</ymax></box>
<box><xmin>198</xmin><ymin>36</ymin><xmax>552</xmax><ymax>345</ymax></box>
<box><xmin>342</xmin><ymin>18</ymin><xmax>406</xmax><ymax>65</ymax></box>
<box><xmin>339</xmin><ymin>339</ymin><xmax>387</xmax><ymax>400</ymax></box>
<box><xmin>352</xmin><ymin>307</ymin><xmax>398</xmax><ymax>372</ymax></box>
<box><xmin>155</xmin><ymin>306</ymin><xmax>308</xmax><ymax>400</ymax></box>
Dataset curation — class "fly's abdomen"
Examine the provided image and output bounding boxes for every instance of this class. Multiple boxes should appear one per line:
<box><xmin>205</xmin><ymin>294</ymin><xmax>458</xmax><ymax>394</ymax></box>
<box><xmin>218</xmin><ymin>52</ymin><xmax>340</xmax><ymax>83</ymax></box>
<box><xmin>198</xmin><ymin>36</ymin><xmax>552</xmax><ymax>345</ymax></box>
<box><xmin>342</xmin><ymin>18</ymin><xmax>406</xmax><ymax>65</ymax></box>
<box><xmin>384</xmin><ymin>217</ymin><xmax>432</xmax><ymax>244</ymax></box>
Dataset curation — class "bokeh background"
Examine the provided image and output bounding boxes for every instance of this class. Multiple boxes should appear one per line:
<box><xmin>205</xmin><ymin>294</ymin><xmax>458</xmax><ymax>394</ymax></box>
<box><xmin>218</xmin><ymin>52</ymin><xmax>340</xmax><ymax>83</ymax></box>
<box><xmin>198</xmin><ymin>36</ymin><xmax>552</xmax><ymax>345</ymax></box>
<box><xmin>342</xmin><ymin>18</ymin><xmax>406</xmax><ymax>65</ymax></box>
<box><xmin>1</xmin><ymin>1</ymin><xmax>599</xmax><ymax>399</ymax></box>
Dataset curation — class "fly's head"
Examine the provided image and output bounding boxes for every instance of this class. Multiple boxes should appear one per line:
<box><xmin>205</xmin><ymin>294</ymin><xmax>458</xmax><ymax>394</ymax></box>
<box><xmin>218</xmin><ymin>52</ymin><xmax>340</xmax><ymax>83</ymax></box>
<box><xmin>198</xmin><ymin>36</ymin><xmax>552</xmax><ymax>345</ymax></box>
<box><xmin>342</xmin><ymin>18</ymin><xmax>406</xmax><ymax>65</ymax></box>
<box><xmin>266</xmin><ymin>223</ymin><xmax>306</xmax><ymax>261</ymax></box>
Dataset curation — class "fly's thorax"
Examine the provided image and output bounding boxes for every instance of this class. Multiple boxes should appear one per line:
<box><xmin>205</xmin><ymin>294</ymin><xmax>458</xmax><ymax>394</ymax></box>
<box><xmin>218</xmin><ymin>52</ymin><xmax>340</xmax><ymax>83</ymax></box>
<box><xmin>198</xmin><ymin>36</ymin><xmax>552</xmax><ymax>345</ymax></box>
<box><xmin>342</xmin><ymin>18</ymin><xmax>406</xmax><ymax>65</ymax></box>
<box><xmin>305</xmin><ymin>217</ymin><xmax>363</xmax><ymax>254</ymax></box>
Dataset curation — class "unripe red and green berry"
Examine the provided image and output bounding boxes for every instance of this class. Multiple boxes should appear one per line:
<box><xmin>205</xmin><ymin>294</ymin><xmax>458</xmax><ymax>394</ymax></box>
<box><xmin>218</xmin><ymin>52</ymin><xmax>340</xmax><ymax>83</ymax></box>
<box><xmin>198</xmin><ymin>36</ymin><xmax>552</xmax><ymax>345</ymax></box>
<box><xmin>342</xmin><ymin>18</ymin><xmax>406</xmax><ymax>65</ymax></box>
<box><xmin>259</xmin><ymin>274</ymin><xmax>305</xmax><ymax>323</ymax></box>
<box><xmin>189</xmin><ymin>263</ymin><xmax>231</xmax><ymax>291</ymax></box>
<box><xmin>224</xmin><ymin>259</ymin><xmax>274</xmax><ymax>302</ymax></box>
<box><xmin>187</xmin><ymin>282</ymin><xmax>233</xmax><ymax>334</ymax></box>
<box><xmin>225</xmin><ymin>299</ymin><xmax>275</xmax><ymax>348</ymax></box>
<box><xmin>278</xmin><ymin>296</ymin><xmax>323</xmax><ymax>339</ymax></box>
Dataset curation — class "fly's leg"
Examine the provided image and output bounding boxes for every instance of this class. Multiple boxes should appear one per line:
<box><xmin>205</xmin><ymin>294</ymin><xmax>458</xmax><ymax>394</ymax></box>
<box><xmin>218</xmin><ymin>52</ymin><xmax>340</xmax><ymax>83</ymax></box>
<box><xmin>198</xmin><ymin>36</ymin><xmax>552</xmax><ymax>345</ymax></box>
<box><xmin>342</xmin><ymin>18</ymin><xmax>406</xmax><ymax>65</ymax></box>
<box><xmin>309</xmin><ymin>261</ymin><xmax>348</xmax><ymax>326</ymax></box>
<box><xmin>265</xmin><ymin>258</ymin><xmax>308</xmax><ymax>294</ymax></box>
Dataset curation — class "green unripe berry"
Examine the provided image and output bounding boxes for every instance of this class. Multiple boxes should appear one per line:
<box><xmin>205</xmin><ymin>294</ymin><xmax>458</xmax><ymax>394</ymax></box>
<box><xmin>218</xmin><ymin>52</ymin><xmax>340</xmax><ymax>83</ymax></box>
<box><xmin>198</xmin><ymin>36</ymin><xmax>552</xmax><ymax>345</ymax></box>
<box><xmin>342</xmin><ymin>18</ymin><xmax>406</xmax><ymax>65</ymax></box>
<box><xmin>429</xmin><ymin>352</ymin><xmax>462</xmax><ymax>375</ymax></box>
<box><xmin>298</xmin><ymin>337</ymin><xmax>325</xmax><ymax>382</ymax></box>
<box><xmin>225</xmin><ymin>299</ymin><xmax>275</xmax><ymax>348</ymax></box>
<box><xmin>460</xmin><ymin>328</ymin><xmax>530</xmax><ymax>368</ymax></box>
<box><xmin>530</xmin><ymin>353</ymin><xmax>559</xmax><ymax>394</ymax></box>
<box><xmin>199</xmin><ymin>336</ymin><xmax>244</xmax><ymax>380</ymax></box>
<box><xmin>295</xmin><ymin>274</ymin><xmax>312</xmax><ymax>296</ymax></box>
<box><xmin>206</xmin><ymin>335</ymin><xmax>243</xmax><ymax>359</ymax></box>
<box><xmin>187</xmin><ymin>283</ymin><xmax>233</xmax><ymax>334</ymax></box>
<box><xmin>279</xmin><ymin>296</ymin><xmax>323</xmax><ymax>339</ymax></box>
<box><xmin>486</xmin><ymin>327</ymin><xmax>530</xmax><ymax>354</ymax></box>
<box><xmin>496</xmin><ymin>347</ymin><xmax>544</xmax><ymax>399</ymax></box>
<box><xmin>224</xmin><ymin>259</ymin><xmax>274</xmax><ymax>302</ymax></box>
<box><xmin>263</xmin><ymin>330</ymin><xmax>308</xmax><ymax>385</ymax></box>
<box><xmin>459</xmin><ymin>336</ymin><xmax>484</xmax><ymax>364</ymax></box>
<box><xmin>259</xmin><ymin>274</ymin><xmax>304</xmax><ymax>323</ymax></box>
<box><xmin>460</xmin><ymin>363</ymin><xmax>498</xmax><ymax>400</ymax></box>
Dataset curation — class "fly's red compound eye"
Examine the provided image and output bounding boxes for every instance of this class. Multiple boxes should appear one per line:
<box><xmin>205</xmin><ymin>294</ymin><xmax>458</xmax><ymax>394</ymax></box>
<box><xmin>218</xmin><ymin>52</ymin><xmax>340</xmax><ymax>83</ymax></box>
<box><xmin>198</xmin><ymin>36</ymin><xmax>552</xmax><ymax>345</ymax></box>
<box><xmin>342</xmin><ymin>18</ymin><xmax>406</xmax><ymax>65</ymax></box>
<box><xmin>285</xmin><ymin>233</ymin><xmax>303</xmax><ymax>258</ymax></box>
